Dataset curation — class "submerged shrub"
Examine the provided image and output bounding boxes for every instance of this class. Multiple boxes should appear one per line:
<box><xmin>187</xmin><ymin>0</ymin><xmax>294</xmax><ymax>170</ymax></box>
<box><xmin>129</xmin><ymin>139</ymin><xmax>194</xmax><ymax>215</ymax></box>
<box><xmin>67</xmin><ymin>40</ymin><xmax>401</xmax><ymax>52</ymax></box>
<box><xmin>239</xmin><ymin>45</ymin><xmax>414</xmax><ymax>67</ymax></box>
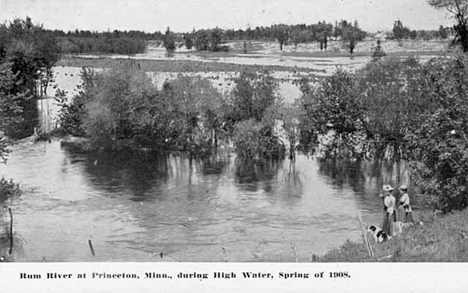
<box><xmin>233</xmin><ymin>119</ymin><xmax>285</xmax><ymax>160</ymax></box>
<box><xmin>0</xmin><ymin>177</ymin><xmax>20</xmax><ymax>201</ymax></box>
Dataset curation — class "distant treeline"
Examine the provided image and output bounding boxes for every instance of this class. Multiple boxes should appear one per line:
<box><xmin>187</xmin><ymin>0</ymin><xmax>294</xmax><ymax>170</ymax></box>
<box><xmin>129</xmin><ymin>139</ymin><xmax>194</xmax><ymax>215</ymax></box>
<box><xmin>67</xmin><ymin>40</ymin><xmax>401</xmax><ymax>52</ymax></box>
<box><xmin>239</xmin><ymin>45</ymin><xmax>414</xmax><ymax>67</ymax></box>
<box><xmin>48</xmin><ymin>30</ymin><xmax>160</xmax><ymax>54</ymax></box>
<box><xmin>389</xmin><ymin>20</ymin><xmax>452</xmax><ymax>41</ymax></box>
<box><xmin>2</xmin><ymin>18</ymin><xmax>451</xmax><ymax>56</ymax></box>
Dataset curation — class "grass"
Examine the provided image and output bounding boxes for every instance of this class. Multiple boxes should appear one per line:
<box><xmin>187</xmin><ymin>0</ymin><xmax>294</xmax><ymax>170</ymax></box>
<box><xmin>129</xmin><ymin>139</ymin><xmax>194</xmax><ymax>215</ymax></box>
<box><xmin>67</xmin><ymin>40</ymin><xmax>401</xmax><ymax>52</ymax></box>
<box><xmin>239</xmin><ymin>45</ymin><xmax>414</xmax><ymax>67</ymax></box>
<box><xmin>57</xmin><ymin>55</ymin><xmax>324</xmax><ymax>74</ymax></box>
<box><xmin>317</xmin><ymin>209</ymin><xmax>468</xmax><ymax>262</ymax></box>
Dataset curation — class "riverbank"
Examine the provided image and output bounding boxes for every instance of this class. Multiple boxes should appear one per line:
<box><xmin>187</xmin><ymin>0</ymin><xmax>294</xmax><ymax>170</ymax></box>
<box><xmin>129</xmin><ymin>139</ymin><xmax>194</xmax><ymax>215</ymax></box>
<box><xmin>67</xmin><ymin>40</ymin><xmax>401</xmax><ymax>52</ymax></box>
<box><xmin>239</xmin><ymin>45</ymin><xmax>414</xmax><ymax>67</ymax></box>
<box><xmin>318</xmin><ymin>209</ymin><xmax>468</xmax><ymax>262</ymax></box>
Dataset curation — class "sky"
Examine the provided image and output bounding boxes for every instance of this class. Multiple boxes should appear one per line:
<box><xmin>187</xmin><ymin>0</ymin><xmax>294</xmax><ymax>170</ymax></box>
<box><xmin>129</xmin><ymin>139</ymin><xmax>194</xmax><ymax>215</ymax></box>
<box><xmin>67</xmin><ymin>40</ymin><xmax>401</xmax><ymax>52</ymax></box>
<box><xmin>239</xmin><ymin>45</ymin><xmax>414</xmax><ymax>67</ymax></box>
<box><xmin>0</xmin><ymin>0</ymin><xmax>454</xmax><ymax>33</ymax></box>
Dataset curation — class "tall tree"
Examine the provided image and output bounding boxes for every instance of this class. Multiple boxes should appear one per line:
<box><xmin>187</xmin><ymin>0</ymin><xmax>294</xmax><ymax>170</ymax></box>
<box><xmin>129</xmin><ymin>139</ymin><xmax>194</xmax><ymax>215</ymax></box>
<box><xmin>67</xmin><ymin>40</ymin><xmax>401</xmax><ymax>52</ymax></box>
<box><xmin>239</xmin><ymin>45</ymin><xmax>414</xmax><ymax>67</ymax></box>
<box><xmin>272</xmin><ymin>25</ymin><xmax>289</xmax><ymax>51</ymax></box>
<box><xmin>428</xmin><ymin>0</ymin><xmax>468</xmax><ymax>51</ymax></box>
<box><xmin>163</xmin><ymin>27</ymin><xmax>176</xmax><ymax>52</ymax></box>
<box><xmin>0</xmin><ymin>17</ymin><xmax>60</xmax><ymax>138</ymax></box>
<box><xmin>392</xmin><ymin>20</ymin><xmax>411</xmax><ymax>40</ymax></box>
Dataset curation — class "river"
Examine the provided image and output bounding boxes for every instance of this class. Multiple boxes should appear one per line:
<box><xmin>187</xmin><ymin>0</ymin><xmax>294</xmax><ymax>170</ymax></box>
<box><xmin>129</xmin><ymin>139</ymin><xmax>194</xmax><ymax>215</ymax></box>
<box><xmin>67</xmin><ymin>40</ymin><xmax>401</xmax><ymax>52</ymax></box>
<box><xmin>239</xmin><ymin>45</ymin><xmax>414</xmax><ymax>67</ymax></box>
<box><xmin>0</xmin><ymin>138</ymin><xmax>416</xmax><ymax>262</ymax></box>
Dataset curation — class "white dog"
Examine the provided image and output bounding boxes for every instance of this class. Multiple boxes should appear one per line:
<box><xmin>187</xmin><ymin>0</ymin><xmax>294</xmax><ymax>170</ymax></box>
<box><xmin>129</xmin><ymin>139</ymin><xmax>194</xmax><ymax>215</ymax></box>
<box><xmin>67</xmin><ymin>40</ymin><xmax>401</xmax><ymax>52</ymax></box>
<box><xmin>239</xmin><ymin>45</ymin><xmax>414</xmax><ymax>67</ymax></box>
<box><xmin>367</xmin><ymin>225</ymin><xmax>388</xmax><ymax>243</ymax></box>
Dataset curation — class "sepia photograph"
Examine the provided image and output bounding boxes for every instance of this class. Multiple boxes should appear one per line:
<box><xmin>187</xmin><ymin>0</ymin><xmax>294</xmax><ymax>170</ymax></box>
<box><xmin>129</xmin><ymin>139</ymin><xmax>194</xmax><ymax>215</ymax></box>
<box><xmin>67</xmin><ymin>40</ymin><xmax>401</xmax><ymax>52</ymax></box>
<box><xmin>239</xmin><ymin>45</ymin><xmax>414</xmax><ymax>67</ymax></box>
<box><xmin>1</xmin><ymin>0</ymin><xmax>468</xmax><ymax>276</ymax></box>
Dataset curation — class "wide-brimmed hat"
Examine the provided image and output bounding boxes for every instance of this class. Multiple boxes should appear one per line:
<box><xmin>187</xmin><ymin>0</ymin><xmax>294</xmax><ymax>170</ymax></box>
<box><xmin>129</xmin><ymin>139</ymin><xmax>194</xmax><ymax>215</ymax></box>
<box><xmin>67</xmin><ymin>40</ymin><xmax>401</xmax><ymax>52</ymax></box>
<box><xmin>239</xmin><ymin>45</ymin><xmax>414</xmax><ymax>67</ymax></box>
<box><xmin>399</xmin><ymin>185</ymin><xmax>408</xmax><ymax>191</ymax></box>
<box><xmin>383</xmin><ymin>185</ymin><xmax>394</xmax><ymax>192</ymax></box>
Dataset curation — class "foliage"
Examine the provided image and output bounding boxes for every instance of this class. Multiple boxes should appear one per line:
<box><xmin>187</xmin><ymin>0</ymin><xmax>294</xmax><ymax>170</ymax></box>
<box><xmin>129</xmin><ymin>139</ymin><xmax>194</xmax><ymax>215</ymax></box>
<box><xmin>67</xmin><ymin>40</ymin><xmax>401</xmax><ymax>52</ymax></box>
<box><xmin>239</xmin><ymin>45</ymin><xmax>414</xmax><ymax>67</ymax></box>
<box><xmin>298</xmin><ymin>57</ymin><xmax>428</xmax><ymax>161</ymax></box>
<box><xmin>428</xmin><ymin>0</ymin><xmax>468</xmax><ymax>52</ymax></box>
<box><xmin>229</xmin><ymin>70</ymin><xmax>279</xmax><ymax>123</ymax></box>
<box><xmin>63</xmin><ymin>62</ymin><xmax>226</xmax><ymax>154</ymax></box>
<box><xmin>298</xmin><ymin>68</ymin><xmax>365</xmax><ymax>159</ymax></box>
<box><xmin>163</xmin><ymin>27</ymin><xmax>176</xmax><ymax>52</ymax></box>
<box><xmin>439</xmin><ymin>25</ymin><xmax>449</xmax><ymax>39</ymax></box>
<box><xmin>298</xmin><ymin>54</ymin><xmax>468</xmax><ymax>212</ymax></box>
<box><xmin>371</xmin><ymin>40</ymin><xmax>387</xmax><ymax>61</ymax></box>
<box><xmin>160</xmin><ymin>75</ymin><xmax>225</xmax><ymax>153</ymax></box>
<box><xmin>0</xmin><ymin>62</ymin><xmax>29</xmax><ymax>138</ymax></box>
<box><xmin>0</xmin><ymin>177</ymin><xmax>21</xmax><ymax>200</ymax></box>
<box><xmin>194</xmin><ymin>29</ymin><xmax>225</xmax><ymax>52</ymax></box>
<box><xmin>271</xmin><ymin>25</ymin><xmax>289</xmax><ymax>51</ymax></box>
<box><xmin>392</xmin><ymin>20</ymin><xmax>412</xmax><ymax>40</ymax></box>
<box><xmin>341</xmin><ymin>22</ymin><xmax>366</xmax><ymax>54</ymax></box>
<box><xmin>232</xmin><ymin>119</ymin><xmax>285</xmax><ymax>160</ymax></box>
<box><xmin>406</xmin><ymin>55</ymin><xmax>468</xmax><ymax>212</ymax></box>
<box><xmin>228</xmin><ymin>70</ymin><xmax>285</xmax><ymax>160</ymax></box>
<box><xmin>55</xmin><ymin>67</ymin><xmax>95</xmax><ymax>136</ymax></box>
<box><xmin>184</xmin><ymin>34</ymin><xmax>193</xmax><ymax>50</ymax></box>
<box><xmin>0</xmin><ymin>17</ymin><xmax>61</xmax><ymax>138</ymax></box>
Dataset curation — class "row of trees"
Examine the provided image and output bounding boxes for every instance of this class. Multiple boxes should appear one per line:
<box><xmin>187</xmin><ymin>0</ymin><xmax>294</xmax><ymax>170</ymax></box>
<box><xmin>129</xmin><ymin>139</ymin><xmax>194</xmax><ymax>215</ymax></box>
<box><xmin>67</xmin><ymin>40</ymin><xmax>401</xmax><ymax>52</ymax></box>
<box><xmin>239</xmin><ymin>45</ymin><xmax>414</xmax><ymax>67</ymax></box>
<box><xmin>162</xmin><ymin>21</ymin><xmax>367</xmax><ymax>53</ymax></box>
<box><xmin>390</xmin><ymin>20</ymin><xmax>451</xmax><ymax>40</ymax></box>
<box><xmin>163</xmin><ymin>27</ymin><xmax>227</xmax><ymax>52</ymax></box>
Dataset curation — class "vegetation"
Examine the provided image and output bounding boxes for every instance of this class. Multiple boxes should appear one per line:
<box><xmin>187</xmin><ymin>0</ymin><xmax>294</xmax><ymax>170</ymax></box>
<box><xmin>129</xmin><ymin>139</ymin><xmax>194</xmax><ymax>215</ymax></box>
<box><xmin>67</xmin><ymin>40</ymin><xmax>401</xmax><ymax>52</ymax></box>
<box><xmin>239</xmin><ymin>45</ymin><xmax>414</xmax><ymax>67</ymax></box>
<box><xmin>55</xmin><ymin>68</ymin><xmax>96</xmax><ymax>137</ymax></box>
<box><xmin>193</xmin><ymin>28</ymin><xmax>226</xmax><ymax>52</ymax></box>
<box><xmin>428</xmin><ymin>0</ymin><xmax>468</xmax><ymax>51</ymax></box>
<box><xmin>392</xmin><ymin>20</ymin><xmax>412</xmax><ymax>40</ymax></box>
<box><xmin>227</xmin><ymin>70</ymin><xmax>285</xmax><ymax>160</ymax></box>
<box><xmin>0</xmin><ymin>177</ymin><xmax>20</xmax><ymax>201</ymax></box>
<box><xmin>57</xmin><ymin>63</ymin><xmax>286</xmax><ymax>163</ymax></box>
<box><xmin>0</xmin><ymin>17</ymin><xmax>61</xmax><ymax>138</ymax></box>
<box><xmin>163</xmin><ymin>27</ymin><xmax>176</xmax><ymax>52</ymax></box>
<box><xmin>298</xmin><ymin>55</ymin><xmax>468</xmax><ymax>212</ymax></box>
<box><xmin>319</xmin><ymin>209</ymin><xmax>468</xmax><ymax>262</ymax></box>
<box><xmin>371</xmin><ymin>40</ymin><xmax>387</xmax><ymax>61</ymax></box>
<box><xmin>340</xmin><ymin>21</ymin><xmax>367</xmax><ymax>54</ymax></box>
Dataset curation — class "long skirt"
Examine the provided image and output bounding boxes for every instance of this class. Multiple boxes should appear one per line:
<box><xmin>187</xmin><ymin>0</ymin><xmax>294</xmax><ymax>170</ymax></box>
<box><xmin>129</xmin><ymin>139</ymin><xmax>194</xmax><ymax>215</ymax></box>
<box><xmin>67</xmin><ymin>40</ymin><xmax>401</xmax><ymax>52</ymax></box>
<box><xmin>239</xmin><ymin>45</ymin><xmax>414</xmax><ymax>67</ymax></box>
<box><xmin>397</xmin><ymin>206</ymin><xmax>406</xmax><ymax>222</ymax></box>
<box><xmin>405</xmin><ymin>211</ymin><xmax>414</xmax><ymax>223</ymax></box>
<box><xmin>382</xmin><ymin>212</ymin><xmax>393</xmax><ymax>236</ymax></box>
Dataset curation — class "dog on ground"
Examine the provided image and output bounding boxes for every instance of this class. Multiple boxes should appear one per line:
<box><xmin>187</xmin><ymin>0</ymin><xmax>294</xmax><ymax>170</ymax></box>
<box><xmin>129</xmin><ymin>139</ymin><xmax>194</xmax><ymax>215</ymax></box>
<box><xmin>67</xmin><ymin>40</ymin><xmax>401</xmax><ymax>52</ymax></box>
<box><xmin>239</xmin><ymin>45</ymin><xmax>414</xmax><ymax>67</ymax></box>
<box><xmin>367</xmin><ymin>225</ymin><xmax>388</xmax><ymax>243</ymax></box>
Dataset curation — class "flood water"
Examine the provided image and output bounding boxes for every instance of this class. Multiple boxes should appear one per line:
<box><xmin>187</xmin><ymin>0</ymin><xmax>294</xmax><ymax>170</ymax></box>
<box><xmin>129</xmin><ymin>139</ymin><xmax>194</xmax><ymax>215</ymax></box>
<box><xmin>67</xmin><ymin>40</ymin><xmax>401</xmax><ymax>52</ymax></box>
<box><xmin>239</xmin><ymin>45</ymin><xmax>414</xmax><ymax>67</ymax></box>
<box><xmin>0</xmin><ymin>139</ymin><xmax>417</xmax><ymax>262</ymax></box>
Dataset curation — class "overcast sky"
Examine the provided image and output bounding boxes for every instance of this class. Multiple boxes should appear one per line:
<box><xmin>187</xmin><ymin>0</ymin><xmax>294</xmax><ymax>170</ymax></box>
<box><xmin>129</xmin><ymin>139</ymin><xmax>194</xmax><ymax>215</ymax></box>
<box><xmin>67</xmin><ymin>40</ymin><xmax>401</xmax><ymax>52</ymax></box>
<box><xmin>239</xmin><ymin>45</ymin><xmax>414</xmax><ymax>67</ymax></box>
<box><xmin>0</xmin><ymin>0</ymin><xmax>454</xmax><ymax>33</ymax></box>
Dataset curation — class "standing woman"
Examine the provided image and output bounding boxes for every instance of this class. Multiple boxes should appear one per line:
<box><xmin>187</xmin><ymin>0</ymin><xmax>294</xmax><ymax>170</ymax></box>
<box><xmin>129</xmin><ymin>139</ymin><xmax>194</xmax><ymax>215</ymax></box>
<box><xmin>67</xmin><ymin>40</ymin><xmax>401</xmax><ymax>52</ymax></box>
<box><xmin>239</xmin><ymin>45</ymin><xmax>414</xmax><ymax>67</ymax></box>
<box><xmin>399</xmin><ymin>185</ymin><xmax>414</xmax><ymax>224</ymax></box>
<box><xmin>382</xmin><ymin>185</ymin><xmax>396</xmax><ymax>237</ymax></box>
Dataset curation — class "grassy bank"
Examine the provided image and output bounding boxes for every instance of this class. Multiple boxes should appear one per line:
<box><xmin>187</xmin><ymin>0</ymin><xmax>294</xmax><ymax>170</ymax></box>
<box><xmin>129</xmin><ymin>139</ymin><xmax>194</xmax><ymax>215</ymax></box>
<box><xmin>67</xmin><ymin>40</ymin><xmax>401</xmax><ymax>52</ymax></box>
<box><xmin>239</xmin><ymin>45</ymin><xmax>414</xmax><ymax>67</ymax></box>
<box><xmin>318</xmin><ymin>209</ymin><xmax>468</xmax><ymax>262</ymax></box>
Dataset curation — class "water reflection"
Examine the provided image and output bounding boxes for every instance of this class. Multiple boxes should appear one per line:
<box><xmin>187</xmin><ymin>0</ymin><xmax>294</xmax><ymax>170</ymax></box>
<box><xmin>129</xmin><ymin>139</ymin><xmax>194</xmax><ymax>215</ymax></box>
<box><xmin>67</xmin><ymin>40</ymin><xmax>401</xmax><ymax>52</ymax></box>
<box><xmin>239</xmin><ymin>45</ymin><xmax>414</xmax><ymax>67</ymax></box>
<box><xmin>317</xmin><ymin>159</ymin><xmax>419</xmax><ymax>210</ymax></box>
<box><xmin>0</xmin><ymin>141</ymin><xmax>421</xmax><ymax>261</ymax></box>
<box><xmin>75</xmin><ymin>150</ymin><xmax>169</xmax><ymax>199</ymax></box>
<box><xmin>234</xmin><ymin>158</ymin><xmax>279</xmax><ymax>194</ymax></box>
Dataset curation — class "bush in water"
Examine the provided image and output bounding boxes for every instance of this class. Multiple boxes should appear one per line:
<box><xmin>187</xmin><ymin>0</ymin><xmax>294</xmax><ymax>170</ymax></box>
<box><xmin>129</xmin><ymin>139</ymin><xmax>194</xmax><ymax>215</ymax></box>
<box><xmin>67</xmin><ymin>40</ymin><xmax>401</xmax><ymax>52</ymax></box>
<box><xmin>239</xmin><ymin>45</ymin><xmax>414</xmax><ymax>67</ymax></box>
<box><xmin>233</xmin><ymin>119</ymin><xmax>285</xmax><ymax>160</ymax></box>
<box><xmin>0</xmin><ymin>177</ymin><xmax>20</xmax><ymax>201</ymax></box>
<box><xmin>55</xmin><ymin>68</ymin><xmax>95</xmax><ymax>137</ymax></box>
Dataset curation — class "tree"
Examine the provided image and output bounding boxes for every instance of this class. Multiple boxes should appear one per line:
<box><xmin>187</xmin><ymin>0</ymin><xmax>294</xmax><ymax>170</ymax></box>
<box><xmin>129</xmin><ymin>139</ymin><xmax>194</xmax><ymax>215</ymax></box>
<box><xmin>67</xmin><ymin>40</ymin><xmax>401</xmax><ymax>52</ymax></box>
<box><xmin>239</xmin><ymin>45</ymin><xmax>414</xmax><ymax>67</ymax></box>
<box><xmin>428</xmin><ymin>0</ymin><xmax>468</xmax><ymax>51</ymax></box>
<box><xmin>406</xmin><ymin>55</ymin><xmax>468</xmax><ymax>212</ymax></box>
<box><xmin>371</xmin><ymin>40</ymin><xmax>387</xmax><ymax>61</ymax></box>
<box><xmin>161</xmin><ymin>75</ymin><xmax>224</xmax><ymax>152</ymax></box>
<box><xmin>341</xmin><ymin>24</ymin><xmax>366</xmax><ymax>54</ymax></box>
<box><xmin>0</xmin><ymin>17</ymin><xmax>60</xmax><ymax>138</ymax></box>
<box><xmin>392</xmin><ymin>20</ymin><xmax>411</xmax><ymax>40</ymax></box>
<box><xmin>184</xmin><ymin>33</ymin><xmax>193</xmax><ymax>50</ymax></box>
<box><xmin>163</xmin><ymin>27</ymin><xmax>176</xmax><ymax>52</ymax></box>
<box><xmin>272</xmin><ymin>25</ymin><xmax>289</xmax><ymax>51</ymax></box>
<box><xmin>439</xmin><ymin>25</ymin><xmax>449</xmax><ymax>39</ymax></box>
<box><xmin>194</xmin><ymin>29</ymin><xmax>224</xmax><ymax>52</ymax></box>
